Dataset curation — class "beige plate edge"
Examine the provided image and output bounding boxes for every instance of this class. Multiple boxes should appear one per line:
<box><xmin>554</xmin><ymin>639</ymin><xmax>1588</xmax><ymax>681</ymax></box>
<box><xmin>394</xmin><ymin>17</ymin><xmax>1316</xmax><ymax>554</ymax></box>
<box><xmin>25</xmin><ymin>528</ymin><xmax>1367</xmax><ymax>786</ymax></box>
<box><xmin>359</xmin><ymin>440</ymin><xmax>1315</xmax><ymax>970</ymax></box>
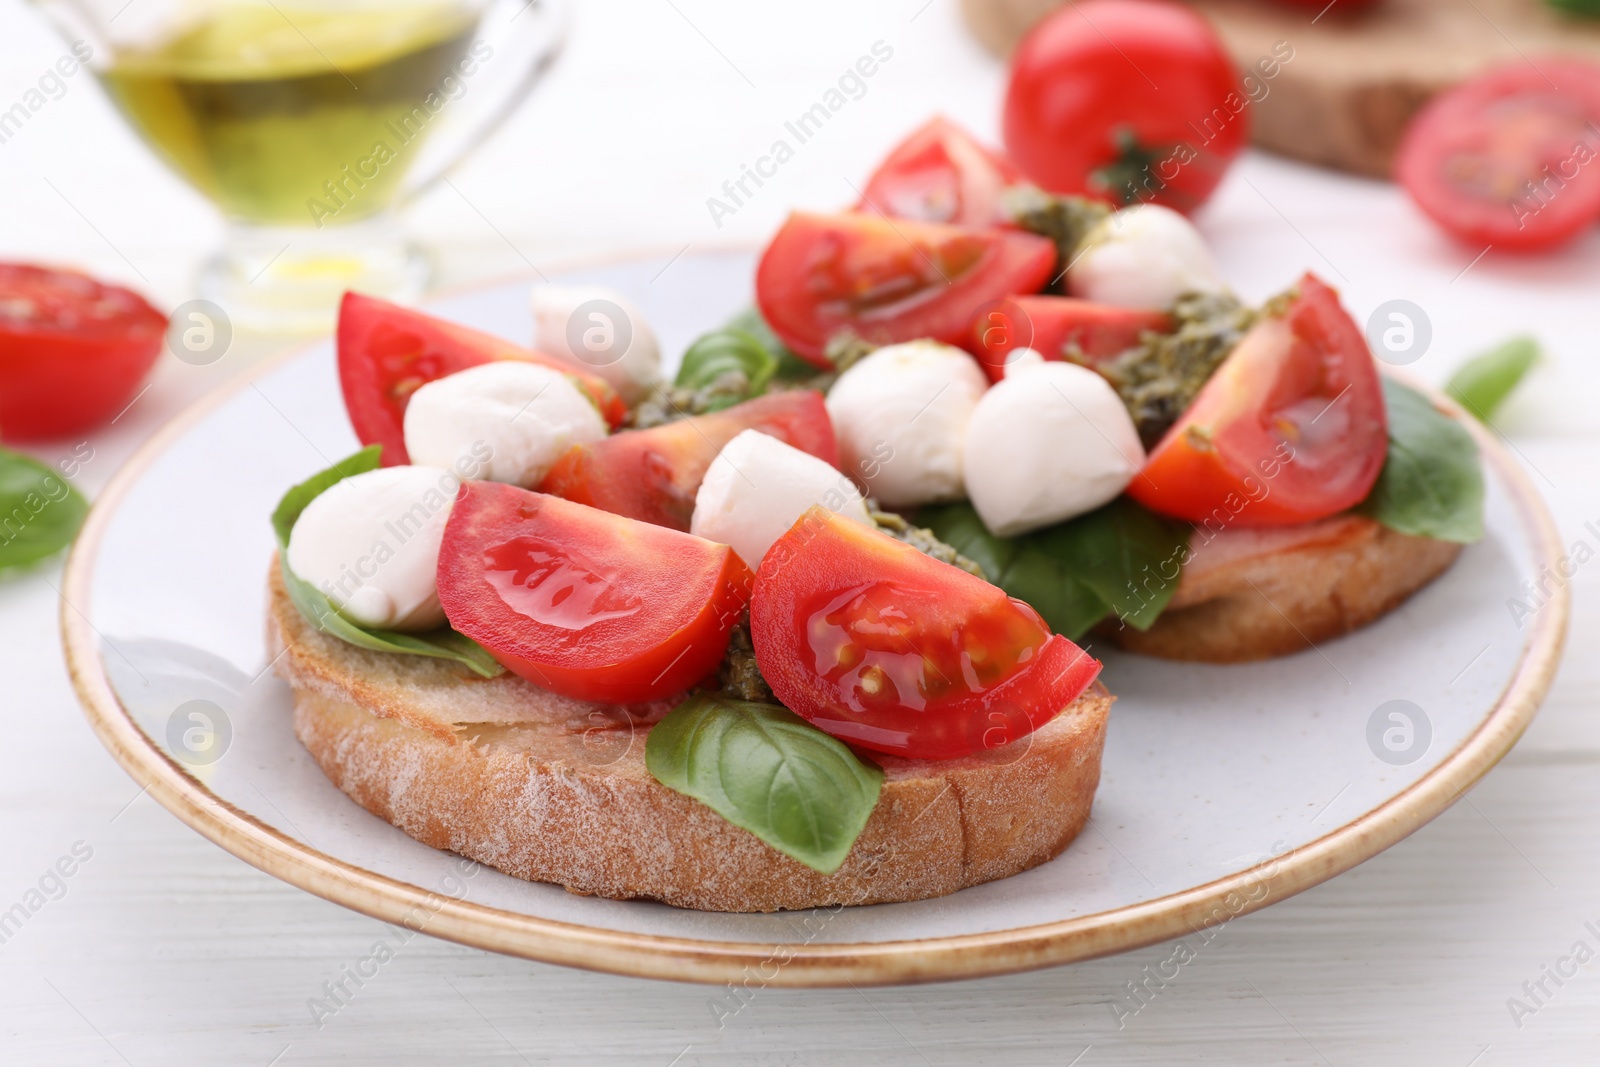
<box><xmin>58</xmin><ymin>251</ymin><xmax>1570</xmax><ymax>988</ymax></box>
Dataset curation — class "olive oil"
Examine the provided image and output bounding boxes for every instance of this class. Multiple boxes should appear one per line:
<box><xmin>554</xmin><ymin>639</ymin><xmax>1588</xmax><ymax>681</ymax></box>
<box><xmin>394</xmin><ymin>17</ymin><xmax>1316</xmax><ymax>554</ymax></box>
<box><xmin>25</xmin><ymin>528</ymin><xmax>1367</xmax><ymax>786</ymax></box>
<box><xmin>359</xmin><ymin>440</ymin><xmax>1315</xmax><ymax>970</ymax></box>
<box><xmin>101</xmin><ymin>3</ymin><xmax>482</xmax><ymax>226</ymax></box>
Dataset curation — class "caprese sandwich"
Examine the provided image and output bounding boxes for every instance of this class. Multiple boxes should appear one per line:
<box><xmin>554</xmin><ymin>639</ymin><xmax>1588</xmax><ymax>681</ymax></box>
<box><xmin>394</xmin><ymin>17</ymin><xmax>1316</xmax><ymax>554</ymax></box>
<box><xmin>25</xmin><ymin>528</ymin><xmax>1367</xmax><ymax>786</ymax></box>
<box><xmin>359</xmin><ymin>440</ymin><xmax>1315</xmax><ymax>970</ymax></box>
<box><xmin>266</xmin><ymin>117</ymin><xmax>1483</xmax><ymax>913</ymax></box>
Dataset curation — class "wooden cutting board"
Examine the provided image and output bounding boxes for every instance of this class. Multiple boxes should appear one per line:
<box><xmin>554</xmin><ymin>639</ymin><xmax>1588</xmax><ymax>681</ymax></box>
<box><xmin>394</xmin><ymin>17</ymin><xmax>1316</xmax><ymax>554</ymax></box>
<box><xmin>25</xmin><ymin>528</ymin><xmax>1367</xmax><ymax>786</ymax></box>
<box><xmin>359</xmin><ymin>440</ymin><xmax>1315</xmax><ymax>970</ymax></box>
<box><xmin>962</xmin><ymin>0</ymin><xmax>1600</xmax><ymax>176</ymax></box>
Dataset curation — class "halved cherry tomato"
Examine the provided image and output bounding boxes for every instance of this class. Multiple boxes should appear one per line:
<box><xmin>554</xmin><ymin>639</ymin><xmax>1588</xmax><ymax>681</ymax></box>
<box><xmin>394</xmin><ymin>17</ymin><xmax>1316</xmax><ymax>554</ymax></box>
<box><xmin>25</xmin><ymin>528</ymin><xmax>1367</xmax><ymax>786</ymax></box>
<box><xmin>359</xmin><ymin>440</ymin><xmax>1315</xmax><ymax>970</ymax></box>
<box><xmin>0</xmin><ymin>264</ymin><xmax>165</xmax><ymax>441</ymax></box>
<box><xmin>1127</xmin><ymin>273</ymin><xmax>1387</xmax><ymax>526</ymax></box>
<box><xmin>1002</xmin><ymin>0</ymin><xmax>1246</xmax><ymax>213</ymax></box>
<box><xmin>437</xmin><ymin>482</ymin><xmax>751</xmax><ymax>704</ymax></box>
<box><xmin>755</xmin><ymin>212</ymin><xmax>1056</xmax><ymax>367</ymax></box>
<box><xmin>968</xmin><ymin>295</ymin><xmax>1171</xmax><ymax>382</ymax></box>
<box><xmin>750</xmin><ymin>506</ymin><xmax>1102</xmax><ymax>760</ymax></box>
<box><xmin>856</xmin><ymin>116</ymin><xmax>1021</xmax><ymax>227</ymax></box>
<box><xmin>338</xmin><ymin>292</ymin><xmax>626</xmax><ymax>466</ymax></box>
<box><xmin>1396</xmin><ymin>59</ymin><xmax>1600</xmax><ymax>250</ymax></box>
<box><xmin>539</xmin><ymin>390</ymin><xmax>837</xmax><ymax>531</ymax></box>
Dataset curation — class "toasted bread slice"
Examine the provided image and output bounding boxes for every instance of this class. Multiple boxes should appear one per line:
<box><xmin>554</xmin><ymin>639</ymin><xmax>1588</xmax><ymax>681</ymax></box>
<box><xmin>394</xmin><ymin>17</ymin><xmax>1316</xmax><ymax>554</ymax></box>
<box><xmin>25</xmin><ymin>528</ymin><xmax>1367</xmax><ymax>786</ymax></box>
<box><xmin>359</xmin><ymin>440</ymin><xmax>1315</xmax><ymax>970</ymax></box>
<box><xmin>1103</xmin><ymin>516</ymin><xmax>1462</xmax><ymax>662</ymax></box>
<box><xmin>265</xmin><ymin>562</ymin><xmax>1112</xmax><ymax>912</ymax></box>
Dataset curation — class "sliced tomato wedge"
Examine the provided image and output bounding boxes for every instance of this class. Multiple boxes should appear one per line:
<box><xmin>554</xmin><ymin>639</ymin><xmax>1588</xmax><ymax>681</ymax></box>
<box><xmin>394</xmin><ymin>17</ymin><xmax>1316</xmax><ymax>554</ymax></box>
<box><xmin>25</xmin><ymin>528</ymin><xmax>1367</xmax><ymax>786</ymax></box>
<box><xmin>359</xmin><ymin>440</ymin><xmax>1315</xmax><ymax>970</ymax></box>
<box><xmin>856</xmin><ymin>116</ymin><xmax>1021</xmax><ymax>227</ymax></box>
<box><xmin>1127</xmin><ymin>273</ymin><xmax>1387</xmax><ymax>526</ymax></box>
<box><xmin>968</xmin><ymin>295</ymin><xmax>1172</xmax><ymax>382</ymax></box>
<box><xmin>755</xmin><ymin>212</ymin><xmax>1056</xmax><ymax>367</ymax></box>
<box><xmin>538</xmin><ymin>390</ymin><xmax>836</xmax><ymax>531</ymax></box>
<box><xmin>750</xmin><ymin>506</ymin><xmax>1102</xmax><ymax>760</ymax></box>
<box><xmin>1397</xmin><ymin>59</ymin><xmax>1600</xmax><ymax>250</ymax></box>
<box><xmin>437</xmin><ymin>482</ymin><xmax>751</xmax><ymax>703</ymax></box>
<box><xmin>0</xmin><ymin>264</ymin><xmax>165</xmax><ymax>441</ymax></box>
<box><xmin>338</xmin><ymin>292</ymin><xmax>626</xmax><ymax>465</ymax></box>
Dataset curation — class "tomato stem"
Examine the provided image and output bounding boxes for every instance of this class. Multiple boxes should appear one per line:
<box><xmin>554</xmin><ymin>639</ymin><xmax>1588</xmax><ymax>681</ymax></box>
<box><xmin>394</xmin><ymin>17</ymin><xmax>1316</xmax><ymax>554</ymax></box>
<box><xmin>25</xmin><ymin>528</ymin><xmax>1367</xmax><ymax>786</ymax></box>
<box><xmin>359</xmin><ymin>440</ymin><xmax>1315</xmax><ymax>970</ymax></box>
<box><xmin>1090</xmin><ymin>128</ymin><xmax>1176</xmax><ymax>208</ymax></box>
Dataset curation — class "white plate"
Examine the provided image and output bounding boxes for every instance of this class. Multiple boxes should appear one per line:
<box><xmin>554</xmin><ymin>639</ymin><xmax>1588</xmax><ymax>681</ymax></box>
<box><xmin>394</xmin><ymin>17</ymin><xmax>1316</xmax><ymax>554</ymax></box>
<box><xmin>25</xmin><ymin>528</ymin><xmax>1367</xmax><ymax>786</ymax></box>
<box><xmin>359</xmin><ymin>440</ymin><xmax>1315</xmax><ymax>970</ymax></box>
<box><xmin>62</xmin><ymin>250</ymin><xmax>1567</xmax><ymax>986</ymax></box>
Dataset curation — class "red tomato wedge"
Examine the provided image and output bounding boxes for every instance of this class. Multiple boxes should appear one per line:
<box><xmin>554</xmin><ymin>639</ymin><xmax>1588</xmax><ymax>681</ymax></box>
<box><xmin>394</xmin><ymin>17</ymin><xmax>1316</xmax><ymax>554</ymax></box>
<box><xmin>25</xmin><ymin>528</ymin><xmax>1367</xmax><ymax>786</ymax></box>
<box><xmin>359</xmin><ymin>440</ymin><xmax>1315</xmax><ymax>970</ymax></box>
<box><xmin>755</xmin><ymin>212</ymin><xmax>1056</xmax><ymax>367</ymax></box>
<box><xmin>1396</xmin><ymin>59</ymin><xmax>1600</xmax><ymax>250</ymax></box>
<box><xmin>0</xmin><ymin>264</ymin><xmax>165</xmax><ymax>441</ymax></box>
<box><xmin>968</xmin><ymin>295</ymin><xmax>1172</xmax><ymax>382</ymax></box>
<box><xmin>751</xmin><ymin>506</ymin><xmax>1102</xmax><ymax>760</ymax></box>
<box><xmin>856</xmin><ymin>116</ymin><xmax>1021</xmax><ymax>227</ymax></box>
<box><xmin>539</xmin><ymin>390</ymin><xmax>837</xmax><ymax>531</ymax></box>
<box><xmin>338</xmin><ymin>292</ymin><xmax>626</xmax><ymax>466</ymax></box>
<box><xmin>1127</xmin><ymin>273</ymin><xmax>1387</xmax><ymax>526</ymax></box>
<box><xmin>437</xmin><ymin>482</ymin><xmax>751</xmax><ymax>704</ymax></box>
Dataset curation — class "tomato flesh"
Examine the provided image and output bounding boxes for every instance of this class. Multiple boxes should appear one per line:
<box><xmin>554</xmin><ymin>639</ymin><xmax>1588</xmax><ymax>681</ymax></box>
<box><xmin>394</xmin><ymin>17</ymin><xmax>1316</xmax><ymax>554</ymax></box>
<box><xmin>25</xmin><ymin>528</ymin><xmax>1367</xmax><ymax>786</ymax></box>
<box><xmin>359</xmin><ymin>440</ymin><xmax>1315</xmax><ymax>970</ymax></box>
<box><xmin>1127</xmin><ymin>273</ymin><xmax>1387</xmax><ymax>526</ymax></box>
<box><xmin>968</xmin><ymin>295</ymin><xmax>1171</xmax><ymax>382</ymax></box>
<box><xmin>0</xmin><ymin>264</ymin><xmax>165</xmax><ymax>441</ymax></box>
<box><xmin>751</xmin><ymin>507</ymin><xmax>1102</xmax><ymax>760</ymax></box>
<box><xmin>755</xmin><ymin>212</ymin><xmax>1056</xmax><ymax>367</ymax></box>
<box><xmin>539</xmin><ymin>390</ymin><xmax>837</xmax><ymax>531</ymax></box>
<box><xmin>437</xmin><ymin>482</ymin><xmax>751</xmax><ymax>704</ymax></box>
<box><xmin>337</xmin><ymin>292</ymin><xmax>626</xmax><ymax>466</ymax></box>
<box><xmin>1002</xmin><ymin>0</ymin><xmax>1245</xmax><ymax>213</ymax></box>
<box><xmin>1397</xmin><ymin>60</ymin><xmax>1600</xmax><ymax>250</ymax></box>
<box><xmin>856</xmin><ymin>116</ymin><xmax>1021</xmax><ymax>227</ymax></box>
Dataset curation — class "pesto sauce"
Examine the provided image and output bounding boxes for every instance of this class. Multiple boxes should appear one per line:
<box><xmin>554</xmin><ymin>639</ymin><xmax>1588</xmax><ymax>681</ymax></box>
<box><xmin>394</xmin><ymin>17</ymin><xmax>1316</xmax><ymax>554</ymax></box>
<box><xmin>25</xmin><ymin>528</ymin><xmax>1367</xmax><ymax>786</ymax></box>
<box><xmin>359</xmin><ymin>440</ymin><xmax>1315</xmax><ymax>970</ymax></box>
<box><xmin>1096</xmin><ymin>290</ymin><xmax>1258</xmax><ymax>448</ymax></box>
<box><xmin>1003</xmin><ymin>185</ymin><xmax>1112</xmax><ymax>292</ymax></box>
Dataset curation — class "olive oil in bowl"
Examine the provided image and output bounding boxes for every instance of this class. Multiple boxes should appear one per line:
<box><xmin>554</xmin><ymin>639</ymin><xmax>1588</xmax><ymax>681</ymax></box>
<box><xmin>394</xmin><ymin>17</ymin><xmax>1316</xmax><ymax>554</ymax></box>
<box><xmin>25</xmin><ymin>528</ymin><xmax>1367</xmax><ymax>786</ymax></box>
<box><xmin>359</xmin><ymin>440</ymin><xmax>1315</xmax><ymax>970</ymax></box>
<box><xmin>100</xmin><ymin>2</ymin><xmax>483</xmax><ymax>226</ymax></box>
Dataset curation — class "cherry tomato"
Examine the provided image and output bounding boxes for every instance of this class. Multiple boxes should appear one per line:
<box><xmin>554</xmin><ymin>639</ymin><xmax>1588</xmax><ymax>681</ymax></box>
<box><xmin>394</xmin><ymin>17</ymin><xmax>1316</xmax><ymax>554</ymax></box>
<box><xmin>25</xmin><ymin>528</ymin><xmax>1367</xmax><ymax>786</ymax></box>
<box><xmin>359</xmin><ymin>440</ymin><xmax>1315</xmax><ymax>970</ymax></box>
<box><xmin>755</xmin><ymin>212</ymin><xmax>1056</xmax><ymax>367</ymax></box>
<box><xmin>1396</xmin><ymin>59</ymin><xmax>1600</xmax><ymax>250</ymax></box>
<box><xmin>338</xmin><ymin>292</ymin><xmax>626</xmax><ymax>466</ymax></box>
<box><xmin>750</xmin><ymin>506</ymin><xmax>1102</xmax><ymax>760</ymax></box>
<box><xmin>1127</xmin><ymin>273</ymin><xmax>1387</xmax><ymax>526</ymax></box>
<box><xmin>968</xmin><ymin>295</ymin><xmax>1171</xmax><ymax>382</ymax></box>
<box><xmin>0</xmin><ymin>264</ymin><xmax>165</xmax><ymax>441</ymax></box>
<box><xmin>539</xmin><ymin>390</ymin><xmax>837</xmax><ymax>531</ymax></box>
<box><xmin>437</xmin><ymin>482</ymin><xmax>751</xmax><ymax>704</ymax></box>
<box><xmin>856</xmin><ymin>116</ymin><xmax>1022</xmax><ymax>227</ymax></box>
<box><xmin>1002</xmin><ymin>0</ymin><xmax>1246</xmax><ymax>214</ymax></box>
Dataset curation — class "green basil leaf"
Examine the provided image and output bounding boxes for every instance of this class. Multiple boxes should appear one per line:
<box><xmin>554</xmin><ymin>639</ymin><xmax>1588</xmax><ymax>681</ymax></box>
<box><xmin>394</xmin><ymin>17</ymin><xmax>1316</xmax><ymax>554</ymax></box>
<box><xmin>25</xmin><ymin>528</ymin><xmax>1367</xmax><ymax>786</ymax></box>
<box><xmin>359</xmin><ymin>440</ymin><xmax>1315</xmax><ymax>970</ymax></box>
<box><xmin>0</xmin><ymin>447</ymin><xmax>88</xmax><ymax>574</ymax></box>
<box><xmin>725</xmin><ymin>306</ymin><xmax>816</xmax><ymax>381</ymax></box>
<box><xmin>674</xmin><ymin>327</ymin><xmax>777</xmax><ymax>408</ymax></box>
<box><xmin>1357</xmin><ymin>379</ymin><xmax>1484</xmax><ymax>544</ymax></box>
<box><xmin>272</xmin><ymin>447</ymin><xmax>504</xmax><ymax>678</ymax></box>
<box><xmin>918</xmin><ymin>498</ymin><xmax>1188</xmax><ymax>639</ymax></box>
<box><xmin>270</xmin><ymin>444</ymin><xmax>383</xmax><ymax>546</ymax></box>
<box><xmin>645</xmin><ymin>693</ymin><xmax>883</xmax><ymax>874</ymax></box>
<box><xmin>1445</xmin><ymin>335</ymin><xmax>1539</xmax><ymax>423</ymax></box>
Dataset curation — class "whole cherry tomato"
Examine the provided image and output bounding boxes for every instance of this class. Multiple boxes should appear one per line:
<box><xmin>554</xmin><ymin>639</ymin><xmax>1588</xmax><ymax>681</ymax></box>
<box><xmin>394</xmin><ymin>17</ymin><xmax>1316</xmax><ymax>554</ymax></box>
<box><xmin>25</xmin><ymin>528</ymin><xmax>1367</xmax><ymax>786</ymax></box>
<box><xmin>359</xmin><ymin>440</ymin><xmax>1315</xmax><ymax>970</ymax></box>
<box><xmin>1002</xmin><ymin>0</ymin><xmax>1247</xmax><ymax>214</ymax></box>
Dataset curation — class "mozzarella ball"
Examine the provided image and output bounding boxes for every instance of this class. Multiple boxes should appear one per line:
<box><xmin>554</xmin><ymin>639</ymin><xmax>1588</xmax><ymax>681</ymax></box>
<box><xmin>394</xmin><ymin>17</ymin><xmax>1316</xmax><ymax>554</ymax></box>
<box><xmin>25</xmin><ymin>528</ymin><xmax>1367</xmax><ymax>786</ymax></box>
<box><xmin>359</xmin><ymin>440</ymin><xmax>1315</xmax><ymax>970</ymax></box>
<box><xmin>1068</xmin><ymin>204</ymin><xmax>1224</xmax><ymax>311</ymax></box>
<box><xmin>531</xmin><ymin>284</ymin><xmax>662</xmax><ymax>404</ymax></box>
<box><xmin>963</xmin><ymin>361</ymin><xmax>1146</xmax><ymax>536</ymax></box>
<box><xmin>286</xmin><ymin>466</ymin><xmax>463</xmax><ymax>631</ymax></box>
<box><xmin>403</xmin><ymin>361</ymin><xmax>606</xmax><ymax>487</ymax></box>
<box><xmin>825</xmin><ymin>340</ymin><xmax>988</xmax><ymax>508</ymax></box>
<box><xmin>691</xmin><ymin>429</ymin><xmax>872</xmax><ymax>567</ymax></box>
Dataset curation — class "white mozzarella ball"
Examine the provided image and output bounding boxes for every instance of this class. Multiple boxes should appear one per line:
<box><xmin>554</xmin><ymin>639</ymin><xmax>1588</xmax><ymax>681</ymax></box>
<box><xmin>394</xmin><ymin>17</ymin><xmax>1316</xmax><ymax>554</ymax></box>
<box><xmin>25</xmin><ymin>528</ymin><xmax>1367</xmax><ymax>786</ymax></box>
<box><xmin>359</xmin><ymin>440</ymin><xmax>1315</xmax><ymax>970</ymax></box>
<box><xmin>403</xmin><ymin>361</ymin><xmax>606</xmax><ymax>488</ymax></box>
<box><xmin>825</xmin><ymin>340</ymin><xmax>988</xmax><ymax>508</ymax></box>
<box><xmin>1067</xmin><ymin>204</ymin><xmax>1224</xmax><ymax>311</ymax></box>
<box><xmin>691</xmin><ymin>429</ymin><xmax>872</xmax><ymax>567</ymax></box>
<box><xmin>530</xmin><ymin>284</ymin><xmax>662</xmax><ymax>404</ymax></box>
<box><xmin>963</xmin><ymin>361</ymin><xmax>1146</xmax><ymax>536</ymax></box>
<box><xmin>286</xmin><ymin>466</ymin><xmax>464</xmax><ymax>631</ymax></box>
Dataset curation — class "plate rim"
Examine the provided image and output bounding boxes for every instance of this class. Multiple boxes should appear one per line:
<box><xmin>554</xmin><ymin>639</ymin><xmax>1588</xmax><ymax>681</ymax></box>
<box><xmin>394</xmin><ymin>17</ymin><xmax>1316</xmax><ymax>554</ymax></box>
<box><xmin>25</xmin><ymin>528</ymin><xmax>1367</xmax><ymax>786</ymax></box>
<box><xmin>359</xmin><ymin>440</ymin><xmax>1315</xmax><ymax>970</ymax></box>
<box><xmin>60</xmin><ymin>252</ymin><xmax>1570</xmax><ymax>988</ymax></box>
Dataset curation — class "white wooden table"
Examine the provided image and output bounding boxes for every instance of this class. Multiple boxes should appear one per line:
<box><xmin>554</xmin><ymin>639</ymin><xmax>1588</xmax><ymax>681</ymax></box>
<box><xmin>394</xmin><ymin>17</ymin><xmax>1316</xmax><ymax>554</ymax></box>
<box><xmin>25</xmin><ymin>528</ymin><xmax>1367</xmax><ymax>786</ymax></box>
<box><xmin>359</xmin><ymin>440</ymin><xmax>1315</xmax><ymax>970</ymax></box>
<box><xmin>3</xmin><ymin>2</ymin><xmax>1599</xmax><ymax>1063</ymax></box>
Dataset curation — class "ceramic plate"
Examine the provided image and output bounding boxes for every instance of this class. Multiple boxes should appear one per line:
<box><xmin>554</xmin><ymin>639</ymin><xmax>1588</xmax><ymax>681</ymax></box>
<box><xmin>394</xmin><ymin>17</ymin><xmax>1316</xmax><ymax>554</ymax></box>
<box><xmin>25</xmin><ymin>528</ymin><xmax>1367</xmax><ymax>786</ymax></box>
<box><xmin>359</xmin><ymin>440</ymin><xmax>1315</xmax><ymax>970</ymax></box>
<box><xmin>62</xmin><ymin>250</ymin><xmax>1567</xmax><ymax>987</ymax></box>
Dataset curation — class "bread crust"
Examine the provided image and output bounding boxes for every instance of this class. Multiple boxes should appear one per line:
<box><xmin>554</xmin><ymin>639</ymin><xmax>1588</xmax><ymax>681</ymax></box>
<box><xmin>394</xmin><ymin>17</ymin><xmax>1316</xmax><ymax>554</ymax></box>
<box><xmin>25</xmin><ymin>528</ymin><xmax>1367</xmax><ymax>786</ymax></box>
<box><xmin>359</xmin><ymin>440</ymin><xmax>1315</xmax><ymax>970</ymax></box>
<box><xmin>1102</xmin><ymin>515</ymin><xmax>1462</xmax><ymax>661</ymax></box>
<box><xmin>266</xmin><ymin>562</ymin><xmax>1111</xmax><ymax>912</ymax></box>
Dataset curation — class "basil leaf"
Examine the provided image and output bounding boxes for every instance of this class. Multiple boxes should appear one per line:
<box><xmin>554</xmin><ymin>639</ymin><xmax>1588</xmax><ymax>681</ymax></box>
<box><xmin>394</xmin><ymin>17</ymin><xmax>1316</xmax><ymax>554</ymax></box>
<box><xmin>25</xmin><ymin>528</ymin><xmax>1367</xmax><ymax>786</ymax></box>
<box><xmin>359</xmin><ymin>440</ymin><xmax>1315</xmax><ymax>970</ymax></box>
<box><xmin>674</xmin><ymin>327</ymin><xmax>777</xmax><ymax>408</ymax></box>
<box><xmin>645</xmin><ymin>693</ymin><xmax>883</xmax><ymax>874</ymax></box>
<box><xmin>272</xmin><ymin>447</ymin><xmax>504</xmax><ymax>678</ymax></box>
<box><xmin>1445</xmin><ymin>336</ymin><xmax>1539</xmax><ymax>423</ymax></box>
<box><xmin>725</xmin><ymin>306</ymin><xmax>815</xmax><ymax>381</ymax></box>
<box><xmin>918</xmin><ymin>498</ymin><xmax>1188</xmax><ymax>640</ymax></box>
<box><xmin>1357</xmin><ymin>379</ymin><xmax>1484</xmax><ymax>544</ymax></box>
<box><xmin>0</xmin><ymin>447</ymin><xmax>87</xmax><ymax>574</ymax></box>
